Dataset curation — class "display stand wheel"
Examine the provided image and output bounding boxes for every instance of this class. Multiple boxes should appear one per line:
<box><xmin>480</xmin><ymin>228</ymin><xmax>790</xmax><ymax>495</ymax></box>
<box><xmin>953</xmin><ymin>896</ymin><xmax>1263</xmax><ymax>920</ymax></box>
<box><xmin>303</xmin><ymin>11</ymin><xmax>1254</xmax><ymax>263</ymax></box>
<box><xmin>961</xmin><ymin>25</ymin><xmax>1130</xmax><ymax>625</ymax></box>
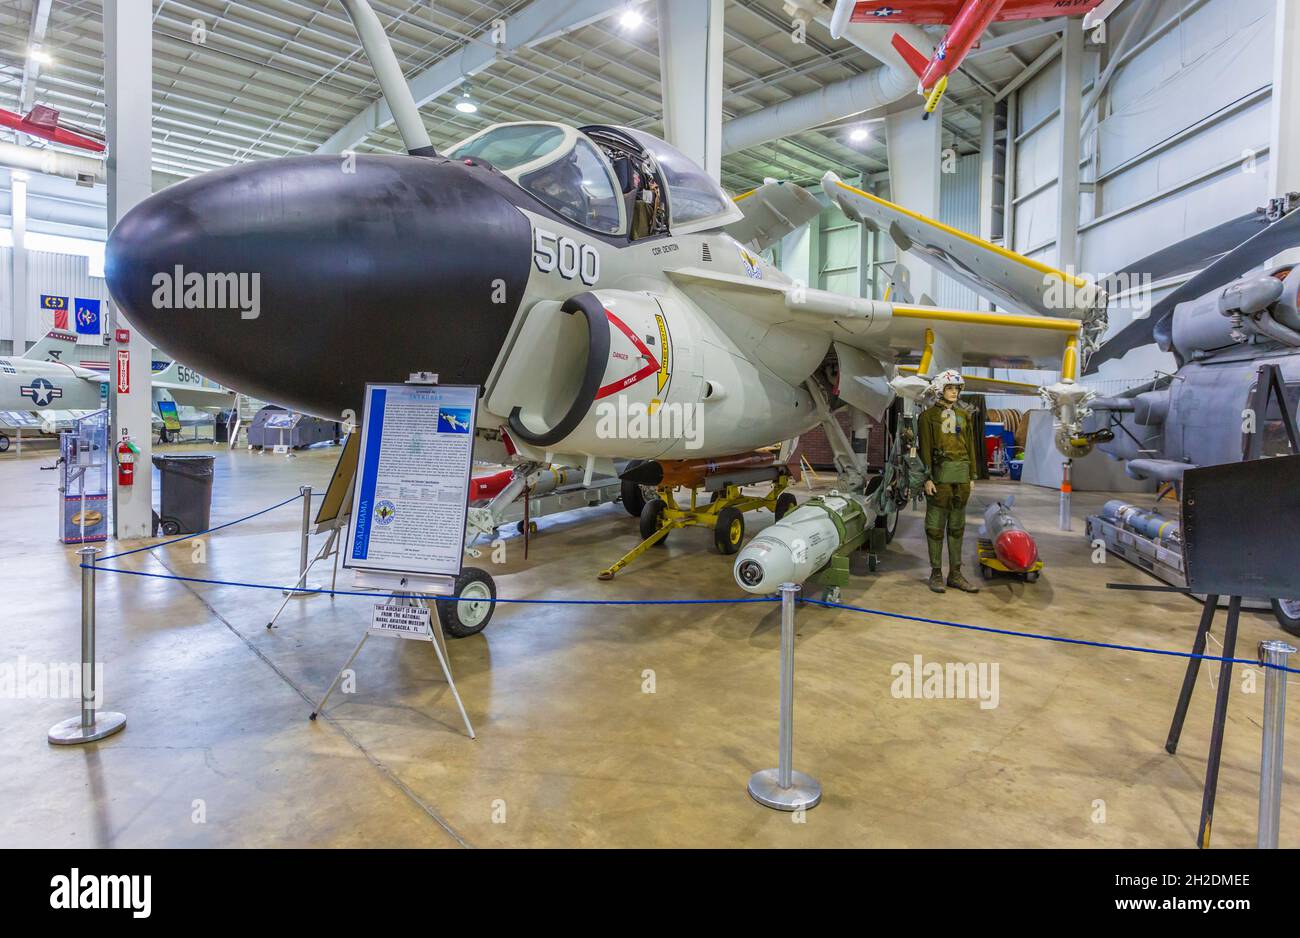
<box><xmin>714</xmin><ymin>507</ymin><xmax>744</xmax><ymax>555</ymax></box>
<box><xmin>437</xmin><ymin>567</ymin><xmax>496</xmax><ymax>638</ymax></box>
<box><xmin>640</xmin><ymin>498</ymin><xmax>668</xmax><ymax>545</ymax></box>
<box><xmin>159</xmin><ymin>517</ymin><xmax>182</xmax><ymax>536</ymax></box>
<box><xmin>1024</xmin><ymin>570</ymin><xmax>1040</xmax><ymax>584</ymax></box>
<box><xmin>774</xmin><ymin>491</ymin><xmax>798</xmax><ymax>521</ymax></box>
<box><xmin>980</xmin><ymin>563</ymin><xmax>994</xmax><ymax>581</ymax></box>
<box><xmin>1272</xmin><ymin>598</ymin><xmax>1300</xmax><ymax>637</ymax></box>
<box><xmin>516</xmin><ymin>520</ymin><xmax>538</xmax><ymax>535</ymax></box>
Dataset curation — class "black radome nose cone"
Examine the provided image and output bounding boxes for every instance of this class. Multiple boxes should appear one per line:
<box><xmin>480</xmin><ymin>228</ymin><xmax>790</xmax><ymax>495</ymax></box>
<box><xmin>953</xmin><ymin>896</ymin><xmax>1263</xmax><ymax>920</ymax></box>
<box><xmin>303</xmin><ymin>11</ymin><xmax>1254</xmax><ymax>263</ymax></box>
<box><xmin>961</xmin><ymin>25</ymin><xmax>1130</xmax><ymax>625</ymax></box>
<box><xmin>106</xmin><ymin>154</ymin><xmax>532</xmax><ymax>418</ymax></box>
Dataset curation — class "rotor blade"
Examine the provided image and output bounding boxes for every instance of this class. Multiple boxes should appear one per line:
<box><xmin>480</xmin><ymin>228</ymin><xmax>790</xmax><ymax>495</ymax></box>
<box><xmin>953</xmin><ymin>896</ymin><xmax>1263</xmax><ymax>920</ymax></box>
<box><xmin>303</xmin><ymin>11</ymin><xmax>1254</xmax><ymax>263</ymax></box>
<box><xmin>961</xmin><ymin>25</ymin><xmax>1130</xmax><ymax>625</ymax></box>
<box><xmin>1086</xmin><ymin>207</ymin><xmax>1300</xmax><ymax>372</ymax></box>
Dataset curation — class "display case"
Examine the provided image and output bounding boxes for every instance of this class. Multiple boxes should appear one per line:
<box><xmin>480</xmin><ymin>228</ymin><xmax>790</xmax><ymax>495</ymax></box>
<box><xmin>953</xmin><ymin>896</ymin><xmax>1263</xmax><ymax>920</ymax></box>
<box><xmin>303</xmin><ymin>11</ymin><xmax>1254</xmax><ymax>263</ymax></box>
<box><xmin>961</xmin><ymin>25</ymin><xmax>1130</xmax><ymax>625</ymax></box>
<box><xmin>59</xmin><ymin>409</ymin><xmax>109</xmax><ymax>544</ymax></box>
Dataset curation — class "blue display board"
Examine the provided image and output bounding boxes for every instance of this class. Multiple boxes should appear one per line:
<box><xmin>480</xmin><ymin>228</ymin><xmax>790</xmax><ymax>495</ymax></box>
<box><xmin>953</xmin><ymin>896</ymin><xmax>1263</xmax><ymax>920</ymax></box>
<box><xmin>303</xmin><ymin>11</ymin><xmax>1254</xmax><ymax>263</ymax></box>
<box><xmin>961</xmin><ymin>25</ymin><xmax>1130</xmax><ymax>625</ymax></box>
<box><xmin>344</xmin><ymin>383</ymin><xmax>478</xmax><ymax>579</ymax></box>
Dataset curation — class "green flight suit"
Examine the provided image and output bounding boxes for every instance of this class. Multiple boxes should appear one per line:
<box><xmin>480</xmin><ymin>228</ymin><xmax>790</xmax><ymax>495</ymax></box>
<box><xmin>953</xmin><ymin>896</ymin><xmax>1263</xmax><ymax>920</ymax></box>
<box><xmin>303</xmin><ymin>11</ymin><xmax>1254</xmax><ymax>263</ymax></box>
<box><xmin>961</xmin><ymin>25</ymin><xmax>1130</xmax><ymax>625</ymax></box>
<box><xmin>917</xmin><ymin>401</ymin><xmax>980</xmax><ymax>573</ymax></box>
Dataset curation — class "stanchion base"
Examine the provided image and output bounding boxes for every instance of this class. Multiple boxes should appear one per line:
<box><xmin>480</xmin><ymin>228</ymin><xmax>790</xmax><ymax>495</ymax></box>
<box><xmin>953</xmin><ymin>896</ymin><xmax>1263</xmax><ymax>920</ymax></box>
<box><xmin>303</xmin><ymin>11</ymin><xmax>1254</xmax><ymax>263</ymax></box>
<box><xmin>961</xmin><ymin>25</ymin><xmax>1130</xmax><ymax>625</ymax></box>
<box><xmin>48</xmin><ymin>712</ymin><xmax>126</xmax><ymax>746</ymax></box>
<box><xmin>281</xmin><ymin>584</ymin><xmax>319</xmax><ymax>598</ymax></box>
<box><xmin>747</xmin><ymin>768</ymin><xmax>822</xmax><ymax>811</ymax></box>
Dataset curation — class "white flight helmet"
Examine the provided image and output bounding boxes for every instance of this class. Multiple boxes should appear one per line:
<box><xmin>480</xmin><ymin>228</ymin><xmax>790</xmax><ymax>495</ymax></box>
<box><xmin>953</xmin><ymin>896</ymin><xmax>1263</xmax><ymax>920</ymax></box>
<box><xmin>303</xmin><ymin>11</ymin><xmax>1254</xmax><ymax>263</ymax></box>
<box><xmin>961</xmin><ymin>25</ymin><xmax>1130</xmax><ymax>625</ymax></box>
<box><xmin>930</xmin><ymin>369</ymin><xmax>965</xmax><ymax>396</ymax></box>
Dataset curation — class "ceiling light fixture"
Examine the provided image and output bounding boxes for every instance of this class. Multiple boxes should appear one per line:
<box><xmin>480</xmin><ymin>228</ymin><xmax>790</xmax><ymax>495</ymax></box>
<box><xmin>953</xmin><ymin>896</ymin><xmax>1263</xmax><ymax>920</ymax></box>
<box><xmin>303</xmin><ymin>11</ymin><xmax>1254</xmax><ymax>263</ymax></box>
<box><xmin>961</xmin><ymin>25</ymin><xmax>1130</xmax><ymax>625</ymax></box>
<box><xmin>28</xmin><ymin>45</ymin><xmax>52</xmax><ymax>65</ymax></box>
<box><xmin>849</xmin><ymin>127</ymin><xmax>870</xmax><ymax>143</ymax></box>
<box><xmin>619</xmin><ymin>6</ymin><xmax>643</xmax><ymax>30</ymax></box>
<box><xmin>455</xmin><ymin>88</ymin><xmax>478</xmax><ymax>114</ymax></box>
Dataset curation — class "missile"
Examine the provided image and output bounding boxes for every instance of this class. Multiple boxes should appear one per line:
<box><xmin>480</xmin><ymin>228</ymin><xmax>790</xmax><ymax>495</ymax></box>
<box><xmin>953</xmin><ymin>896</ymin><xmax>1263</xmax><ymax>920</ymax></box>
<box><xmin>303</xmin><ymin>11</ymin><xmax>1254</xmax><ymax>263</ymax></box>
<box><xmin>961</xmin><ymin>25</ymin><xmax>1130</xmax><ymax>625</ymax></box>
<box><xmin>734</xmin><ymin>492</ymin><xmax>870</xmax><ymax>593</ymax></box>
<box><xmin>1101</xmin><ymin>499</ymin><xmax>1181</xmax><ymax>546</ymax></box>
<box><xmin>471</xmin><ymin>465</ymin><xmax>573</xmax><ymax>502</ymax></box>
<box><xmin>979</xmin><ymin>498</ymin><xmax>1039</xmax><ymax>573</ymax></box>
<box><xmin>621</xmin><ymin>451</ymin><xmax>781</xmax><ymax>489</ymax></box>
<box><xmin>471</xmin><ymin>468</ymin><xmax>516</xmax><ymax>502</ymax></box>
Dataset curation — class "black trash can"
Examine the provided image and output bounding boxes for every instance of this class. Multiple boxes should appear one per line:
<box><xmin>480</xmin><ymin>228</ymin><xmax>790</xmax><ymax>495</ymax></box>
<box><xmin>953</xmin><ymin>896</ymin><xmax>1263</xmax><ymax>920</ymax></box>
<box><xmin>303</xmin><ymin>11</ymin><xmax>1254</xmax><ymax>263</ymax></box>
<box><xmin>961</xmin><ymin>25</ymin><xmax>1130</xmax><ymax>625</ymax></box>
<box><xmin>153</xmin><ymin>454</ymin><xmax>215</xmax><ymax>536</ymax></box>
<box><xmin>213</xmin><ymin>410</ymin><xmax>233</xmax><ymax>444</ymax></box>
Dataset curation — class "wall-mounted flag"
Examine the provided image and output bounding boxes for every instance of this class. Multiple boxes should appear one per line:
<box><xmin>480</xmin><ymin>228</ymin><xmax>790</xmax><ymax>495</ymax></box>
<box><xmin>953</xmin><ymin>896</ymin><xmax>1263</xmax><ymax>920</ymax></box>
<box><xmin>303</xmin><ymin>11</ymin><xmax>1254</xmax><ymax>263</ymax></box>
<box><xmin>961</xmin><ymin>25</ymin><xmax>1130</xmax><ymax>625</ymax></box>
<box><xmin>74</xmin><ymin>298</ymin><xmax>101</xmax><ymax>335</ymax></box>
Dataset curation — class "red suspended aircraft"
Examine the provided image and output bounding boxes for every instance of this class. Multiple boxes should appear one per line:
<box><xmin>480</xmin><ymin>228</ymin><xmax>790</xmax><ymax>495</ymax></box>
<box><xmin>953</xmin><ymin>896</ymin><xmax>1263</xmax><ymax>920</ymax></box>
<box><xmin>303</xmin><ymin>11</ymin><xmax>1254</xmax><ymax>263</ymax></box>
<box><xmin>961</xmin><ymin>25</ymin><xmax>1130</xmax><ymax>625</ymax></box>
<box><xmin>0</xmin><ymin>104</ymin><xmax>106</xmax><ymax>152</ymax></box>
<box><xmin>829</xmin><ymin>0</ymin><xmax>1124</xmax><ymax>118</ymax></box>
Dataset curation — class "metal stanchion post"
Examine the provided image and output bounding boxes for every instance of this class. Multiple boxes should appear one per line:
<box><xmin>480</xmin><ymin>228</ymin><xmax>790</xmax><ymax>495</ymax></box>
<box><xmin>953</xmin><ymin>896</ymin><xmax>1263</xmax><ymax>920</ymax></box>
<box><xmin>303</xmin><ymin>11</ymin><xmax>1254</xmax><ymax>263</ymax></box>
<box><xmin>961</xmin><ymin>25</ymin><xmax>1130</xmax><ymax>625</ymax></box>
<box><xmin>748</xmin><ymin>582</ymin><xmax>821</xmax><ymax>811</ymax></box>
<box><xmin>1058</xmin><ymin>459</ymin><xmax>1072</xmax><ymax>531</ymax></box>
<box><xmin>48</xmin><ymin>548</ymin><xmax>126</xmax><ymax>745</ymax></box>
<box><xmin>1257</xmin><ymin>639</ymin><xmax>1294</xmax><ymax>849</ymax></box>
<box><xmin>283</xmin><ymin>485</ymin><xmax>312</xmax><ymax>597</ymax></box>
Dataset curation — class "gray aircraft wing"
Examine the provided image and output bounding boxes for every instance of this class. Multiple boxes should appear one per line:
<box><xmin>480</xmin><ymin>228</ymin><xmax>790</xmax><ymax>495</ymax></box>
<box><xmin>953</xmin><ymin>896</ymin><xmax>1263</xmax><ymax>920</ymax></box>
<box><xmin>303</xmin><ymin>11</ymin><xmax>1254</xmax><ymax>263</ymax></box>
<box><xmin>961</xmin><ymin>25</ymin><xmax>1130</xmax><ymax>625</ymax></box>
<box><xmin>723</xmin><ymin>180</ymin><xmax>824</xmax><ymax>254</ymax></box>
<box><xmin>823</xmin><ymin>171</ymin><xmax>1107</xmax><ymax>334</ymax></box>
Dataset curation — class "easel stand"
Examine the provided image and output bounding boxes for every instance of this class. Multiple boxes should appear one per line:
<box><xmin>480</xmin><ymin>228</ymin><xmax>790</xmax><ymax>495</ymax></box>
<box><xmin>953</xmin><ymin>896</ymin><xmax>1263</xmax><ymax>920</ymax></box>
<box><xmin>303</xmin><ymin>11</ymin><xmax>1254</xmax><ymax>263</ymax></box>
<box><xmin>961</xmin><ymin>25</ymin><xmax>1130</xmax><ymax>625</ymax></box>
<box><xmin>1165</xmin><ymin>593</ymin><xmax>1236</xmax><ymax>848</ymax></box>
<box><xmin>310</xmin><ymin>590</ymin><xmax>475</xmax><ymax>739</ymax></box>
<box><xmin>267</xmin><ymin>526</ymin><xmax>342</xmax><ymax>628</ymax></box>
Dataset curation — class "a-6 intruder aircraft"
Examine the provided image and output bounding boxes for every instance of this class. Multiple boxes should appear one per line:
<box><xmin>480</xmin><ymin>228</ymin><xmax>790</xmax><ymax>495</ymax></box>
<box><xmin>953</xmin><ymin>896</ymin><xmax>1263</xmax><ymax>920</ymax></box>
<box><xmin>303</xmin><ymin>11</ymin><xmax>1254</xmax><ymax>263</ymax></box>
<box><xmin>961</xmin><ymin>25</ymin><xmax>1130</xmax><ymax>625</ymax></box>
<box><xmin>103</xmin><ymin>0</ymin><xmax>1099</xmax><ymax>541</ymax></box>
<box><xmin>104</xmin><ymin>121</ymin><xmax>1097</xmax><ymax>493</ymax></box>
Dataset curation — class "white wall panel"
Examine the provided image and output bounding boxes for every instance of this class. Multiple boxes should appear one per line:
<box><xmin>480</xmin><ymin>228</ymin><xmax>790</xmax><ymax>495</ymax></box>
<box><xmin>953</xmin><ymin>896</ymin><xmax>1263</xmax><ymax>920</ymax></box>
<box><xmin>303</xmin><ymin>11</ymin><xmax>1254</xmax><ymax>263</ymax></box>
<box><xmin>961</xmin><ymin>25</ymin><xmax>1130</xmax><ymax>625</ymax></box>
<box><xmin>17</xmin><ymin>251</ymin><xmax>110</xmax><ymax>346</ymax></box>
<box><xmin>1098</xmin><ymin>11</ymin><xmax>1272</xmax><ymax>175</ymax></box>
<box><xmin>937</xmin><ymin>153</ymin><xmax>981</xmax><ymax>309</ymax></box>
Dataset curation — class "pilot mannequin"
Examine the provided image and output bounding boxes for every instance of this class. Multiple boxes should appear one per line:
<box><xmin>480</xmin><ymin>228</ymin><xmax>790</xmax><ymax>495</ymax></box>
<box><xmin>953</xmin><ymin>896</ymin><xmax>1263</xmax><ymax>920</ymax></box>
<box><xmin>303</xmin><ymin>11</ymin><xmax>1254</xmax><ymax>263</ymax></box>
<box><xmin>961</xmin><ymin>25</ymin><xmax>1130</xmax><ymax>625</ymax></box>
<box><xmin>917</xmin><ymin>369</ymin><xmax>981</xmax><ymax>594</ymax></box>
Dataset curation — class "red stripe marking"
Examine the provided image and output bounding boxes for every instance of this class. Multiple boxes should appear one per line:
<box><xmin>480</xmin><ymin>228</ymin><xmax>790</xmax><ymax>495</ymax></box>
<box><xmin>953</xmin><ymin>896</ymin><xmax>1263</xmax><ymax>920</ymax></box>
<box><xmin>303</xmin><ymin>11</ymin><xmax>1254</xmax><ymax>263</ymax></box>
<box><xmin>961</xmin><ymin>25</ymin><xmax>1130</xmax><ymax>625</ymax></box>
<box><xmin>595</xmin><ymin>309</ymin><xmax>661</xmax><ymax>401</ymax></box>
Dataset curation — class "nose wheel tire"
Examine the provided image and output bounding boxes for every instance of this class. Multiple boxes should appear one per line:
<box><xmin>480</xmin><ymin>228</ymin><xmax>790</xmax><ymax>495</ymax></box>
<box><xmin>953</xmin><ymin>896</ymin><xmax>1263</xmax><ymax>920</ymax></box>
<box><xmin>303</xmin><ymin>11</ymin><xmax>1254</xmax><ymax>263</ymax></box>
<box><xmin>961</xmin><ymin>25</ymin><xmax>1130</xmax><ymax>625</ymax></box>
<box><xmin>875</xmin><ymin>507</ymin><xmax>899</xmax><ymax>543</ymax></box>
<box><xmin>436</xmin><ymin>567</ymin><xmax>496</xmax><ymax>638</ymax></box>
<box><xmin>640</xmin><ymin>498</ymin><xmax>669</xmax><ymax>545</ymax></box>
<box><xmin>714</xmin><ymin>507</ymin><xmax>745</xmax><ymax>555</ymax></box>
<box><xmin>620</xmin><ymin>461</ymin><xmax>648</xmax><ymax>517</ymax></box>
<box><xmin>0</xmin><ymin>433</ymin><xmax>9</xmax><ymax>453</ymax></box>
<box><xmin>1272</xmin><ymin>598</ymin><xmax>1300</xmax><ymax>637</ymax></box>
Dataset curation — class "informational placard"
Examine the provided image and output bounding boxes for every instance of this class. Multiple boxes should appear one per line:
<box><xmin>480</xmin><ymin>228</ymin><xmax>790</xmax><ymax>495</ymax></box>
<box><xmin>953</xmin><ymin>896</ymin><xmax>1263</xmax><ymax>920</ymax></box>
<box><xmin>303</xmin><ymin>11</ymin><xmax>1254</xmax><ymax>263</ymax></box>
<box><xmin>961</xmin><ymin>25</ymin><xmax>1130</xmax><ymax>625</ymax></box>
<box><xmin>157</xmin><ymin>400</ymin><xmax>182</xmax><ymax>432</ymax></box>
<box><xmin>370</xmin><ymin>602</ymin><xmax>432</xmax><ymax>641</ymax></box>
<box><xmin>344</xmin><ymin>383</ymin><xmax>477</xmax><ymax>579</ymax></box>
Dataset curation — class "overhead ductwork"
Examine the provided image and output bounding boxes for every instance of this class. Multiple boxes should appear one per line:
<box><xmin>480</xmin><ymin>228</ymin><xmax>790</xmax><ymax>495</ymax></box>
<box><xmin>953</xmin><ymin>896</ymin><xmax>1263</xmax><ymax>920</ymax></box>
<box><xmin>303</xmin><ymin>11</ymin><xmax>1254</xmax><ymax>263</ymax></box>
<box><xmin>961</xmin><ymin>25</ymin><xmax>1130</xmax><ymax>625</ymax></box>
<box><xmin>721</xmin><ymin>1</ymin><xmax>931</xmax><ymax>155</ymax></box>
<box><xmin>0</xmin><ymin>141</ymin><xmax>104</xmax><ymax>185</ymax></box>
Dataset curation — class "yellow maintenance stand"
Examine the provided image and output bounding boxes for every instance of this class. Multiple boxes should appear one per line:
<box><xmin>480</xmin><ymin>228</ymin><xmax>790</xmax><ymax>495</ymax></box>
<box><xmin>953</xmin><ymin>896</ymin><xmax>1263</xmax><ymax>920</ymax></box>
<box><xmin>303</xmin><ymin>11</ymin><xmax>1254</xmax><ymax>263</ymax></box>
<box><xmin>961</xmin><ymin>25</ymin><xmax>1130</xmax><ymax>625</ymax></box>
<box><xmin>598</xmin><ymin>475</ymin><xmax>795</xmax><ymax>580</ymax></box>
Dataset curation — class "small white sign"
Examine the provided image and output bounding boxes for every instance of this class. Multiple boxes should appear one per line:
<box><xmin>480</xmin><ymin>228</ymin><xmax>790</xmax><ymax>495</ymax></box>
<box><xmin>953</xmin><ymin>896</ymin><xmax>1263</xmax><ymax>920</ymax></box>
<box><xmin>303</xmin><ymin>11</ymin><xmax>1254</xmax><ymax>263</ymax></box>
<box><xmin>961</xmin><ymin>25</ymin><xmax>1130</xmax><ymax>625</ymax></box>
<box><xmin>370</xmin><ymin>602</ymin><xmax>432</xmax><ymax>641</ymax></box>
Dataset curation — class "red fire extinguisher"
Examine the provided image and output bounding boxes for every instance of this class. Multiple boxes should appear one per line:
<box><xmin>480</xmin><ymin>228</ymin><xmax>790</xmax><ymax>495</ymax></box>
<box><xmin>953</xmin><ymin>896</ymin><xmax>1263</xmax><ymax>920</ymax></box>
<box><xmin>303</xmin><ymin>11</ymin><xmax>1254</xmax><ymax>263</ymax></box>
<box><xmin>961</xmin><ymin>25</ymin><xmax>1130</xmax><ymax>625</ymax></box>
<box><xmin>117</xmin><ymin>439</ymin><xmax>139</xmax><ymax>487</ymax></box>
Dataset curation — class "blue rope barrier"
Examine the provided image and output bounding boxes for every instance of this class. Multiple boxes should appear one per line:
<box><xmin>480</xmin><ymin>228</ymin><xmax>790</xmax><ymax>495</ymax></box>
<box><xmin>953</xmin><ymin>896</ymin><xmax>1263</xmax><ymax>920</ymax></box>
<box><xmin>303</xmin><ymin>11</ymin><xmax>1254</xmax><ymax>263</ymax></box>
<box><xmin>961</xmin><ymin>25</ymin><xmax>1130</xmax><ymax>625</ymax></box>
<box><xmin>803</xmin><ymin>597</ymin><xmax>1300</xmax><ymax>675</ymax></box>
<box><xmin>97</xmin><ymin>491</ymin><xmax>306</xmax><ymax>561</ymax></box>
<box><xmin>84</xmin><ymin>564</ymin><xmax>777</xmax><ymax>606</ymax></box>
<box><xmin>79</xmin><ymin>491</ymin><xmax>1300</xmax><ymax>675</ymax></box>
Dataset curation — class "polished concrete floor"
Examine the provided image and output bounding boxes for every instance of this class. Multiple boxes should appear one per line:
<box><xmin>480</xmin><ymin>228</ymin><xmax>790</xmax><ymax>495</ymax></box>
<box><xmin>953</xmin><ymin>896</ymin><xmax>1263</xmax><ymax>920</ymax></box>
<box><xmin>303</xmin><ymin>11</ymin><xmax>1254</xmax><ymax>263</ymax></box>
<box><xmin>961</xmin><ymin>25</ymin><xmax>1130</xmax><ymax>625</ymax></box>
<box><xmin>1</xmin><ymin>443</ymin><xmax>1295</xmax><ymax>848</ymax></box>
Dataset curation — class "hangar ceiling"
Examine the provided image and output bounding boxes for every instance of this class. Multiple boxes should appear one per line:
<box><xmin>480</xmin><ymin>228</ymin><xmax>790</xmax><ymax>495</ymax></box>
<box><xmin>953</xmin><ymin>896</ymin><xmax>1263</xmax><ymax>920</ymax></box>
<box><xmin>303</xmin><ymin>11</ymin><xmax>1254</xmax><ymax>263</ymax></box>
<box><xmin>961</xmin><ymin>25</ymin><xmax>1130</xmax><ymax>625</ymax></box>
<box><xmin>0</xmin><ymin>0</ymin><xmax>1060</xmax><ymax>193</ymax></box>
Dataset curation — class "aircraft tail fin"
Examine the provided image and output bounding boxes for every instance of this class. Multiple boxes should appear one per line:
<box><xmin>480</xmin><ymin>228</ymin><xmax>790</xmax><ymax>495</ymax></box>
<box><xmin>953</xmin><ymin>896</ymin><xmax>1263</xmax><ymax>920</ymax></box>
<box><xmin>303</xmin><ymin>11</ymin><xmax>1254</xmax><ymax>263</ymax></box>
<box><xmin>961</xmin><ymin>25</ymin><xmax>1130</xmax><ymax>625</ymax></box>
<box><xmin>22</xmin><ymin>329</ymin><xmax>87</xmax><ymax>363</ymax></box>
<box><xmin>891</xmin><ymin>33</ymin><xmax>930</xmax><ymax>79</ymax></box>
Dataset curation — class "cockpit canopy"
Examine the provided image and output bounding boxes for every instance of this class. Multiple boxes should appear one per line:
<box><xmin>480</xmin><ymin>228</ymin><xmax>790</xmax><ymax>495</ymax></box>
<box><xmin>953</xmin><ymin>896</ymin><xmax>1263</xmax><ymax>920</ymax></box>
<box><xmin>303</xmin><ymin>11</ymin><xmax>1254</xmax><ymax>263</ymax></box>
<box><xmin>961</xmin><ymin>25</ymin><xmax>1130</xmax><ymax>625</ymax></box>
<box><xmin>448</xmin><ymin>122</ymin><xmax>741</xmax><ymax>238</ymax></box>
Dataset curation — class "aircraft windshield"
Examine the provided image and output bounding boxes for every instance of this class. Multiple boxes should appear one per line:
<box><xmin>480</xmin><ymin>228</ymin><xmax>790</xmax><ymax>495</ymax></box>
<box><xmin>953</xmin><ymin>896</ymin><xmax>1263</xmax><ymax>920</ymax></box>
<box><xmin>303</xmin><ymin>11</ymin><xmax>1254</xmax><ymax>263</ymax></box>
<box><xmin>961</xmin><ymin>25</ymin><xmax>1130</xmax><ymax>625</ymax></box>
<box><xmin>618</xmin><ymin>128</ymin><xmax>738</xmax><ymax>231</ymax></box>
<box><xmin>450</xmin><ymin>123</ymin><xmax>625</xmax><ymax>235</ymax></box>
<box><xmin>449</xmin><ymin>124</ymin><xmax>566</xmax><ymax>171</ymax></box>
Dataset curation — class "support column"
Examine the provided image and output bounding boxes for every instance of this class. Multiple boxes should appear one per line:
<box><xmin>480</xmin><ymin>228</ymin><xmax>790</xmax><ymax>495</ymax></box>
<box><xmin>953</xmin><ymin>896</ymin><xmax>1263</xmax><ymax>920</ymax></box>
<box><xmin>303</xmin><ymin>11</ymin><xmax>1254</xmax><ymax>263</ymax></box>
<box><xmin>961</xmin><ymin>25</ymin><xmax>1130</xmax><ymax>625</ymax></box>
<box><xmin>885</xmin><ymin>103</ymin><xmax>942</xmax><ymax>302</ymax></box>
<box><xmin>856</xmin><ymin>173</ymin><xmax>875</xmax><ymax>300</ymax></box>
<box><xmin>1269</xmin><ymin>0</ymin><xmax>1300</xmax><ymax>268</ymax></box>
<box><xmin>105</xmin><ymin>0</ymin><xmax>153</xmax><ymax>540</ymax></box>
<box><xmin>978</xmin><ymin>100</ymin><xmax>997</xmax><ymax>242</ymax></box>
<box><xmin>10</xmin><ymin>171</ymin><xmax>27</xmax><ymax>353</ymax></box>
<box><xmin>657</xmin><ymin>0</ymin><xmax>724</xmax><ymax>181</ymax></box>
<box><xmin>1056</xmin><ymin>19</ymin><xmax>1085</xmax><ymax>271</ymax></box>
<box><xmin>978</xmin><ymin>101</ymin><xmax>997</xmax><ymax>311</ymax></box>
